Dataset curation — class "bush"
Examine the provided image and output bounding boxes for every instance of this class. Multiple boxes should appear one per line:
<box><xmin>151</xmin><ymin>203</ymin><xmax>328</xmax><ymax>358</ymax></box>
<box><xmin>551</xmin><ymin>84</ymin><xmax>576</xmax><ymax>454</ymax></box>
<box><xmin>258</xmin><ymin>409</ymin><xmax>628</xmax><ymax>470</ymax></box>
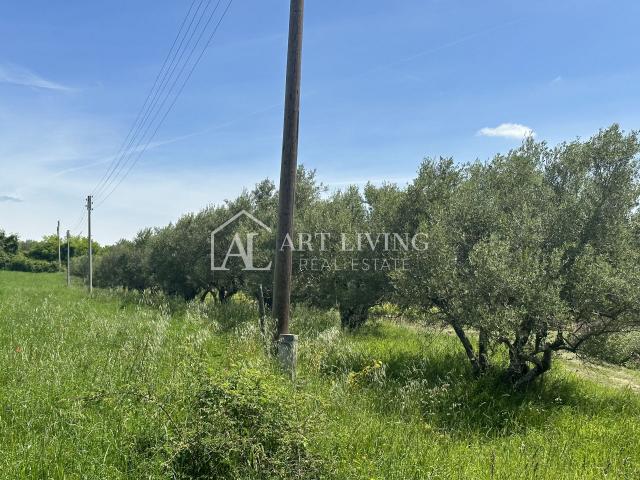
<box><xmin>5</xmin><ymin>253</ymin><xmax>57</xmax><ymax>273</ymax></box>
<box><xmin>170</xmin><ymin>369</ymin><xmax>324</xmax><ymax>479</ymax></box>
<box><xmin>0</xmin><ymin>251</ymin><xmax>10</xmax><ymax>269</ymax></box>
<box><xmin>94</xmin><ymin>241</ymin><xmax>149</xmax><ymax>290</ymax></box>
<box><xmin>70</xmin><ymin>254</ymin><xmax>90</xmax><ymax>278</ymax></box>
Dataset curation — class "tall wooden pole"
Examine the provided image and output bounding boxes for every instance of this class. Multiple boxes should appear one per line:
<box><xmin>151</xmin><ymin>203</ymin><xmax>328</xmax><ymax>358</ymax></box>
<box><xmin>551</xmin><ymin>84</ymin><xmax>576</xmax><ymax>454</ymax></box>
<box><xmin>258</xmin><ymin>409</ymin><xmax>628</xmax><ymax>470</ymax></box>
<box><xmin>57</xmin><ymin>220</ymin><xmax>61</xmax><ymax>271</ymax></box>
<box><xmin>272</xmin><ymin>0</ymin><xmax>305</xmax><ymax>340</ymax></box>
<box><xmin>66</xmin><ymin>230</ymin><xmax>71</xmax><ymax>287</ymax></box>
<box><xmin>86</xmin><ymin>195</ymin><xmax>93</xmax><ymax>293</ymax></box>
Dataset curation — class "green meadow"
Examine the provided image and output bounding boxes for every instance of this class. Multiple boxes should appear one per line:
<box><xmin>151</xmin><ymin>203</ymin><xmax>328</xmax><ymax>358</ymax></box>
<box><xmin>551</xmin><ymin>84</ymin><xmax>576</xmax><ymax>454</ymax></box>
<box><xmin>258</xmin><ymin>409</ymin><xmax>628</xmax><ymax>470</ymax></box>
<box><xmin>1</xmin><ymin>271</ymin><xmax>639</xmax><ymax>479</ymax></box>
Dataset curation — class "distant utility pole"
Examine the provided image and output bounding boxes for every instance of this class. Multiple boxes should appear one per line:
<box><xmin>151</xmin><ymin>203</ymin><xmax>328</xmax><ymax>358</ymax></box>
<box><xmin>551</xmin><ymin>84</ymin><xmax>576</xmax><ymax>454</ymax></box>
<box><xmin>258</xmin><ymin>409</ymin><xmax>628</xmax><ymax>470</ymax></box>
<box><xmin>86</xmin><ymin>195</ymin><xmax>93</xmax><ymax>293</ymax></box>
<box><xmin>66</xmin><ymin>230</ymin><xmax>71</xmax><ymax>287</ymax></box>
<box><xmin>57</xmin><ymin>220</ymin><xmax>61</xmax><ymax>271</ymax></box>
<box><xmin>272</xmin><ymin>0</ymin><xmax>304</xmax><ymax>373</ymax></box>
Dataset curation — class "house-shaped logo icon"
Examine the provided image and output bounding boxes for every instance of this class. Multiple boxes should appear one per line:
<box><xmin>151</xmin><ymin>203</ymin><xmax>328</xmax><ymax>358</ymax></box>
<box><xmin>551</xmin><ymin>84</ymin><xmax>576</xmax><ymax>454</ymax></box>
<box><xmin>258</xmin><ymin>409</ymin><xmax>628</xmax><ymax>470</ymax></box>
<box><xmin>211</xmin><ymin>210</ymin><xmax>272</xmax><ymax>272</ymax></box>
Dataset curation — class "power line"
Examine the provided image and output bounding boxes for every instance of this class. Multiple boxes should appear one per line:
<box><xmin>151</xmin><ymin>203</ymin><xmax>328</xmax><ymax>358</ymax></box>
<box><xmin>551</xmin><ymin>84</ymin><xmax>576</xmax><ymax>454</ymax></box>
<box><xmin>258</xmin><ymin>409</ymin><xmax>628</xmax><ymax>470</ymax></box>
<box><xmin>93</xmin><ymin>0</ymin><xmax>210</xmax><ymax>201</ymax></box>
<box><xmin>71</xmin><ymin>210</ymin><xmax>86</xmax><ymax>235</ymax></box>
<box><xmin>96</xmin><ymin>0</ymin><xmax>226</xmax><ymax>205</ymax></box>
<box><xmin>92</xmin><ymin>0</ymin><xmax>204</xmax><ymax>199</ymax></box>
<box><xmin>96</xmin><ymin>0</ymin><xmax>234</xmax><ymax>207</ymax></box>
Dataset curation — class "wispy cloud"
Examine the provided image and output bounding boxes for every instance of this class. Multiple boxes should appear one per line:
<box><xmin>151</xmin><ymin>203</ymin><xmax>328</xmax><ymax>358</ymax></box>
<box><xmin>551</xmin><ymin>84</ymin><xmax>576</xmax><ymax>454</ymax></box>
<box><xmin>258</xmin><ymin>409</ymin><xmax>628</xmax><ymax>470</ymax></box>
<box><xmin>0</xmin><ymin>63</ymin><xmax>72</xmax><ymax>91</ymax></box>
<box><xmin>52</xmin><ymin>102</ymin><xmax>287</xmax><ymax>179</ymax></box>
<box><xmin>51</xmin><ymin>130</ymin><xmax>212</xmax><ymax>178</ymax></box>
<box><xmin>477</xmin><ymin>123</ymin><xmax>536</xmax><ymax>139</ymax></box>
<box><xmin>0</xmin><ymin>195</ymin><xmax>22</xmax><ymax>203</ymax></box>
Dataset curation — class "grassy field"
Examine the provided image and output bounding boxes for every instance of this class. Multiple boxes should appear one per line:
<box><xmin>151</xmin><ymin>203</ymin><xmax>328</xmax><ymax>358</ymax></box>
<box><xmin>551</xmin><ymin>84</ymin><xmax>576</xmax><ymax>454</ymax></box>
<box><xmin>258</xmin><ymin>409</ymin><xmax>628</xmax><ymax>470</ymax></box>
<box><xmin>1</xmin><ymin>271</ymin><xmax>639</xmax><ymax>479</ymax></box>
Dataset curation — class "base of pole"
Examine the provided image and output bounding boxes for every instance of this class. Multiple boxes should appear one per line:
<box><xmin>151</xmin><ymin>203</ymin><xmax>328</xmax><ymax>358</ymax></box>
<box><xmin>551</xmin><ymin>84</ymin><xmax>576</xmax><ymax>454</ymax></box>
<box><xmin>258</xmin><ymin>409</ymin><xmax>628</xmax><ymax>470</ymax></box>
<box><xmin>277</xmin><ymin>334</ymin><xmax>298</xmax><ymax>379</ymax></box>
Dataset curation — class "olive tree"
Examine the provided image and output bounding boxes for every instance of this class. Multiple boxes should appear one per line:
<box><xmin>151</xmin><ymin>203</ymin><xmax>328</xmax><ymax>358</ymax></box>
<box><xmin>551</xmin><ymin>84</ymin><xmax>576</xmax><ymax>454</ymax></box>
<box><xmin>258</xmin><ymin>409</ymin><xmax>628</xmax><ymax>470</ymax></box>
<box><xmin>397</xmin><ymin>126</ymin><xmax>640</xmax><ymax>387</ymax></box>
<box><xmin>293</xmin><ymin>183</ymin><xmax>399</xmax><ymax>329</ymax></box>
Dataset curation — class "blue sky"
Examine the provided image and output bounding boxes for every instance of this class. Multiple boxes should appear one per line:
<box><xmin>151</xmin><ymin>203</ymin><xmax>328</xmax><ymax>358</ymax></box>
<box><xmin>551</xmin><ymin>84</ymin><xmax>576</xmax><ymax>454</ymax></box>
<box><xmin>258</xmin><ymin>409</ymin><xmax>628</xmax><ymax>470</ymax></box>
<box><xmin>1</xmin><ymin>0</ymin><xmax>639</xmax><ymax>243</ymax></box>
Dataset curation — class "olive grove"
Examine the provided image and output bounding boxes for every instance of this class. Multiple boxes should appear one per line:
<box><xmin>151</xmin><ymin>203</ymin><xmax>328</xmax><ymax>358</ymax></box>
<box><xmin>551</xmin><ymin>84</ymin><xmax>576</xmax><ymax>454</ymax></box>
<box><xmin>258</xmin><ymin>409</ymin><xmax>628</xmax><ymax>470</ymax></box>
<box><xmin>85</xmin><ymin>125</ymin><xmax>640</xmax><ymax>386</ymax></box>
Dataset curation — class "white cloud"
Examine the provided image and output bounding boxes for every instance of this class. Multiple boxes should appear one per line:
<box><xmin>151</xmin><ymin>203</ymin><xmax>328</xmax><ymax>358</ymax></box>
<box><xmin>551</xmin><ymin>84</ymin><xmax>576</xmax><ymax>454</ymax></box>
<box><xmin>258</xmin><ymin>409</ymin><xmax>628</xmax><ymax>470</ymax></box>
<box><xmin>0</xmin><ymin>63</ymin><xmax>72</xmax><ymax>91</ymax></box>
<box><xmin>0</xmin><ymin>195</ymin><xmax>22</xmax><ymax>202</ymax></box>
<box><xmin>477</xmin><ymin>123</ymin><xmax>536</xmax><ymax>139</ymax></box>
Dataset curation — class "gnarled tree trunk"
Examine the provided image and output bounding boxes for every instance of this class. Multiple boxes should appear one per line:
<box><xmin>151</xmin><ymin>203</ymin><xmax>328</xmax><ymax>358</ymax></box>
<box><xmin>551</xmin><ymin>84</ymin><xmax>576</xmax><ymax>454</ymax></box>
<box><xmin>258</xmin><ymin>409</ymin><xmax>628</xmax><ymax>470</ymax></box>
<box><xmin>502</xmin><ymin>331</ymin><xmax>565</xmax><ymax>389</ymax></box>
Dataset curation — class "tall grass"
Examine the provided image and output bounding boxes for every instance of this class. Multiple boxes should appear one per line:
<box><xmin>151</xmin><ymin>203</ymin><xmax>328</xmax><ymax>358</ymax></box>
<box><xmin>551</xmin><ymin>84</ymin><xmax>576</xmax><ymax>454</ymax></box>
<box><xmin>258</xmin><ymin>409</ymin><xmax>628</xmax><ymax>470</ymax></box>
<box><xmin>1</xmin><ymin>271</ymin><xmax>639</xmax><ymax>479</ymax></box>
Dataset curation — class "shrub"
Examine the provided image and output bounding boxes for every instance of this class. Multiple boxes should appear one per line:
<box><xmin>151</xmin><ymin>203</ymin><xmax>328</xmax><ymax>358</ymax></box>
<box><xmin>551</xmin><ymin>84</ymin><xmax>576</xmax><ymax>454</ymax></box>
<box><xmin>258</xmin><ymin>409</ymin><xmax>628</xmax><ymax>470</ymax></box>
<box><xmin>6</xmin><ymin>253</ymin><xmax>57</xmax><ymax>273</ymax></box>
<box><xmin>170</xmin><ymin>369</ymin><xmax>324</xmax><ymax>479</ymax></box>
<box><xmin>70</xmin><ymin>254</ymin><xmax>90</xmax><ymax>278</ymax></box>
<box><xmin>94</xmin><ymin>240</ymin><xmax>149</xmax><ymax>290</ymax></box>
<box><xmin>0</xmin><ymin>250</ymin><xmax>10</xmax><ymax>269</ymax></box>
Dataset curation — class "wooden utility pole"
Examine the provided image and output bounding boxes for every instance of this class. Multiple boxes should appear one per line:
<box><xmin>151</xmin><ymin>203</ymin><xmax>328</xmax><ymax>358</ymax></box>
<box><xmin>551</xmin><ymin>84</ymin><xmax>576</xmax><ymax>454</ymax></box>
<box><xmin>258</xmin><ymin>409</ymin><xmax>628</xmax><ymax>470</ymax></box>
<box><xmin>66</xmin><ymin>230</ymin><xmax>71</xmax><ymax>287</ymax></box>
<box><xmin>86</xmin><ymin>195</ymin><xmax>93</xmax><ymax>293</ymax></box>
<box><xmin>272</xmin><ymin>0</ymin><xmax>305</xmax><ymax>340</ymax></box>
<box><xmin>57</xmin><ymin>220</ymin><xmax>61</xmax><ymax>271</ymax></box>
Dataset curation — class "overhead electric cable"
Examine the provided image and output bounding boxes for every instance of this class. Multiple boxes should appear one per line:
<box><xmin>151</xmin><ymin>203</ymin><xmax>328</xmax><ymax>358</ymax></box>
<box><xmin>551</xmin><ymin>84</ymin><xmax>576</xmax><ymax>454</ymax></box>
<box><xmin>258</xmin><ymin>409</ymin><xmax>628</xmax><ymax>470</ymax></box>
<box><xmin>94</xmin><ymin>0</ymin><xmax>215</xmax><ymax>200</ymax></box>
<box><xmin>70</xmin><ymin>210</ymin><xmax>86</xmax><ymax>235</ymax></box>
<box><xmin>96</xmin><ymin>0</ymin><xmax>233</xmax><ymax>207</ymax></box>
<box><xmin>92</xmin><ymin>0</ymin><xmax>205</xmax><ymax>199</ymax></box>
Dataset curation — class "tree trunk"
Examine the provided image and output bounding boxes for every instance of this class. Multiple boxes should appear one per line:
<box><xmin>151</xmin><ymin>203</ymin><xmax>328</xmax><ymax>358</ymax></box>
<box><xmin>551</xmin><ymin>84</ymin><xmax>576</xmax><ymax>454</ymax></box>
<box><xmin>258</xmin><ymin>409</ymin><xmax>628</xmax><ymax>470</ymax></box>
<box><xmin>450</xmin><ymin>320</ymin><xmax>482</xmax><ymax>375</ymax></box>
<box><xmin>506</xmin><ymin>351</ymin><xmax>530</xmax><ymax>383</ymax></box>
<box><xmin>218</xmin><ymin>286</ymin><xmax>238</xmax><ymax>303</ymax></box>
<box><xmin>199</xmin><ymin>288</ymin><xmax>213</xmax><ymax>303</ymax></box>
<box><xmin>478</xmin><ymin>329</ymin><xmax>490</xmax><ymax>371</ymax></box>
<box><xmin>218</xmin><ymin>287</ymin><xmax>228</xmax><ymax>303</ymax></box>
<box><xmin>501</xmin><ymin>334</ymin><xmax>561</xmax><ymax>389</ymax></box>
<box><xmin>511</xmin><ymin>348</ymin><xmax>554</xmax><ymax>389</ymax></box>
